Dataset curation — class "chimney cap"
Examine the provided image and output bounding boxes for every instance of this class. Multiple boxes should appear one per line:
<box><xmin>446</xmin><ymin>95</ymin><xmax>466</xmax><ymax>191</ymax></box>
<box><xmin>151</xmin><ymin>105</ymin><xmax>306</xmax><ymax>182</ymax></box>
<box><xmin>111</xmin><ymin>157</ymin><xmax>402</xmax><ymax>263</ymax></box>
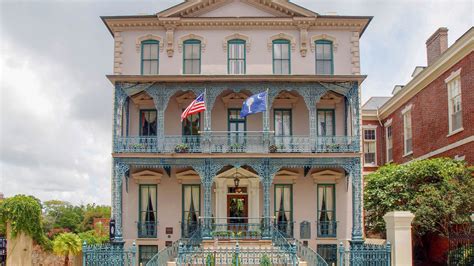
<box><xmin>426</xmin><ymin>27</ymin><xmax>448</xmax><ymax>45</ymax></box>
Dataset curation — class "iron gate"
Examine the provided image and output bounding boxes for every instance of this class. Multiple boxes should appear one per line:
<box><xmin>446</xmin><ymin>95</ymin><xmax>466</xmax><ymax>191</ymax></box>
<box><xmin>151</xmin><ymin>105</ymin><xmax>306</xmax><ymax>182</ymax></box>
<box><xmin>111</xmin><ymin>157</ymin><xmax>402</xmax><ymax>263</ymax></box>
<box><xmin>447</xmin><ymin>227</ymin><xmax>473</xmax><ymax>266</ymax></box>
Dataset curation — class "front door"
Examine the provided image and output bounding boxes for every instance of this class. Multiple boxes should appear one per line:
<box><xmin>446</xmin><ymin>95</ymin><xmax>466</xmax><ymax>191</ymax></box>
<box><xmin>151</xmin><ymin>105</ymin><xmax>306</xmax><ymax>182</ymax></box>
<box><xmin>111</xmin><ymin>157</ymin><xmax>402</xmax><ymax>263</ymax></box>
<box><xmin>227</xmin><ymin>194</ymin><xmax>248</xmax><ymax>224</ymax></box>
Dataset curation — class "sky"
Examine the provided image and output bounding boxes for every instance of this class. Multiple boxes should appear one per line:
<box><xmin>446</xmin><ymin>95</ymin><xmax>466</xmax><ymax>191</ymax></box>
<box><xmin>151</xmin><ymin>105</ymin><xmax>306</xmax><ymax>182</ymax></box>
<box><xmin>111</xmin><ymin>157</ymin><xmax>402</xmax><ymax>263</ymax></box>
<box><xmin>0</xmin><ymin>0</ymin><xmax>472</xmax><ymax>205</ymax></box>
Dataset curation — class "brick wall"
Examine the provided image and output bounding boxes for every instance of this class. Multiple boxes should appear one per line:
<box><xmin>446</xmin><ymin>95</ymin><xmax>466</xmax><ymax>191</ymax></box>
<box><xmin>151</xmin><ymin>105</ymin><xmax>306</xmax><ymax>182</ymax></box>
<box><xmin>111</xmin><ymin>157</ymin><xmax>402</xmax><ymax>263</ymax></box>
<box><xmin>380</xmin><ymin>52</ymin><xmax>473</xmax><ymax>165</ymax></box>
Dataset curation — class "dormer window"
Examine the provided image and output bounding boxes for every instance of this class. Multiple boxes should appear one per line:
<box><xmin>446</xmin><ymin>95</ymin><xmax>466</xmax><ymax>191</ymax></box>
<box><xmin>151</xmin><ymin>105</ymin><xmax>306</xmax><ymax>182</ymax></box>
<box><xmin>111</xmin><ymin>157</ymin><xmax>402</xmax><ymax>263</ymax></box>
<box><xmin>183</xmin><ymin>39</ymin><xmax>201</xmax><ymax>74</ymax></box>
<box><xmin>315</xmin><ymin>40</ymin><xmax>334</xmax><ymax>75</ymax></box>
<box><xmin>227</xmin><ymin>39</ymin><xmax>246</xmax><ymax>74</ymax></box>
<box><xmin>141</xmin><ymin>40</ymin><xmax>159</xmax><ymax>75</ymax></box>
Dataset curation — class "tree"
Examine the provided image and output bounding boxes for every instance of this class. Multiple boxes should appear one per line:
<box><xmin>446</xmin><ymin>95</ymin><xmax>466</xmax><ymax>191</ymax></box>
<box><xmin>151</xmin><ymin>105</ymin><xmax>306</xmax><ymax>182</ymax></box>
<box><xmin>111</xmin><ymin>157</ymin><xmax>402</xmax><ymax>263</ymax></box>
<box><xmin>79</xmin><ymin>204</ymin><xmax>111</xmax><ymax>232</ymax></box>
<box><xmin>43</xmin><ymin>200</ymin><xmax>84</xmax><ymax>233</ymax></box>
<box><xmin>52</xmin><ymin>232</ymin><xmax>82</xmax><ymax>266</ymax></box>
<box><xmin>364</xmin><ymin>158</ymin><xmax>473</xmax><ymax>238</ymax></box>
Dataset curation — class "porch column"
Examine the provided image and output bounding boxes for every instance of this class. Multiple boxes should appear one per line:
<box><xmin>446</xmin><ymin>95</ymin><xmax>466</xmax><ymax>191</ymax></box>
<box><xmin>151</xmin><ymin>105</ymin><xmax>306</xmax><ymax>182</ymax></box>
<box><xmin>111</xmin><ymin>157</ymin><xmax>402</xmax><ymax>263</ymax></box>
<box><xmin>299</xmin><ymin>86</ymin><xmax>326</xmax><ymax>151</ymax></box>
<box><xmin>194</xmin><ymin>159</ymin><xmax>222</xmax><ymax>239</ymax></box>
<box><xmin>253</xmin><ymin>159</ymin><xmax>279</xmax><ymax>238</ymax></box>
<box><xmin>113</xmin><ymin>84</ymin><xmax>128</xmax><ymax>151</ymax></box>
<box><xmin>349</xmin><ymin>158</ymin><xmax>363</xmax><ymax>242</ymax></box>
<box><xmin>113</xmin><ymin>161</ymin><xmax>129</xmax><ymax>242</ymax></box>
<box><xmin>347</xmin><ymin>82</ymin><xmax>361</xmax><ymax>151</ymax></box>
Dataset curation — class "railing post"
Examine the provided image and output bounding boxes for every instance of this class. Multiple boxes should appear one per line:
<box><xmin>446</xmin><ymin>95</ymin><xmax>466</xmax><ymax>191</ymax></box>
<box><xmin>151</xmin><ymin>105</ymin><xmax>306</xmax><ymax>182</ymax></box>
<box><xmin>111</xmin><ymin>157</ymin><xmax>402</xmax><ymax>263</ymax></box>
<box><xmin>235</xmin><ymin>242</ymin><xmax>240</xmax><ymax>266</ymax></box>
<box><xmin>290</xmin><ymin>241</ymin><xmax>297</xmax><ymax>266</ymax></box>
<box><xmin>338</xmin><ymin>242</ymin><xmax>344</xmax><ymax>266</ymax></box>
<box><xmin>131</xmin><ymin>241</ymin><xmax>137</xmax><ymax>266</ymax></box>
<box><xmin>177</xmin><ymin>241</ymin><xmax>184</xmax><ymax>266</ymax></box>
<box><xmin>82</xmin><ymin>241</ymin><xmax>87</xmax><ymax>266</ymax></box>
<box><xmin>386</xmin><ymin>241</ymin><xmax>391</xmax><ymax>266</ymax></box>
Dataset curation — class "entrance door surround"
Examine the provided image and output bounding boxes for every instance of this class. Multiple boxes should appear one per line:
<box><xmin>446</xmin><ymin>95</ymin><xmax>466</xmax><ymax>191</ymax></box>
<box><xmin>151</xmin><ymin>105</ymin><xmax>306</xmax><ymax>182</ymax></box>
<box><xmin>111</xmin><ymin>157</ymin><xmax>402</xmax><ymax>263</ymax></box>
<box><xmin>215</xmin><ymin>167</ymin><xmax>260</xmax><ymax>220</ymax></box>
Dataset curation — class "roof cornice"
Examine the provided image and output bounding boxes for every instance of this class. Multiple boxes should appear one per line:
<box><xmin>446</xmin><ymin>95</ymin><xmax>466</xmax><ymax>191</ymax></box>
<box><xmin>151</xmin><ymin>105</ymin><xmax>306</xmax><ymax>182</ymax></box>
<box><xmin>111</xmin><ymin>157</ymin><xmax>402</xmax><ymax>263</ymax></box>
<box><xmin>106</xmin><ymin>74</ymin><xmax>367</xmax><ymax>85</ymax></box>
<box><xmin>378</xmin><ymin>28</ymin><xmax>474</xmax><ymax>118</ymax></box>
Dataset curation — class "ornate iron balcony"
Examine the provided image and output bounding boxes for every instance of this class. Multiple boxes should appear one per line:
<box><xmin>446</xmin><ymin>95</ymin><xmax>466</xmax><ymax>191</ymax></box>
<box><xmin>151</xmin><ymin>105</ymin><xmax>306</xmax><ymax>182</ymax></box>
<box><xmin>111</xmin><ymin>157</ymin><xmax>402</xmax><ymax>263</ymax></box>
<box><xmin>114</xmin><ymin>135</ymin><xmax>359</xmax><ymax>154</ymax></box>
<box><xmin>317</xmin><ymin>220</ymin><xmax>338</xmax><ymax>238</ymax></box>
<box><xmin>137</xmin><ymin>221</ymin><xmax>158</xmax><ymax>238</ymax></box>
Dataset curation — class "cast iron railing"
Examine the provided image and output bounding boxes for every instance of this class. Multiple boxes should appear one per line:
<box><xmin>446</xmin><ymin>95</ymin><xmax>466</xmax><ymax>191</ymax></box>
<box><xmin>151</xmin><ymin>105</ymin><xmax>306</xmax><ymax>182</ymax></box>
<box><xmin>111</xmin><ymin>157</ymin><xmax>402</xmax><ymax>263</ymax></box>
<box><xmin>146</xmin><ymin>240</ymin><xmax>180</xmax><ymax>266</ymax></box>
<box><xmin>82</xmin><ymin>241</ymin><xmax>137</xmax><ymax>266</ymax></box>
<box><xmin>211</xmin><ymin>218</ymin><xmax>263</xmax><ymax>240</ymax></box>
<box><xmin>114</xmin><ymin>134</ymin><xmax>358</xmax><ymax>153</ymax></box>
<box><xmin>447</xmin><ymin>224</ymin><xmax>473</xmax><ymax>266</ymax></box>
<box><xmin>338</xmin><ymin>242</ymin><xmax>391</xmax><ymax>266</ymax></box>
<box><xmin>317</xmin><ymin>220</ymin><xmax>338</xmax><ymax>238</ymax></box>
<box><xmin>296</xmin><ymin>240</ymin><xmax>329</xmax><ymax>266</ymax></box>
<box><xmin>137</xmin><ymin>221</ymin><xmax>158</xmax><ymax>238</ymax></box>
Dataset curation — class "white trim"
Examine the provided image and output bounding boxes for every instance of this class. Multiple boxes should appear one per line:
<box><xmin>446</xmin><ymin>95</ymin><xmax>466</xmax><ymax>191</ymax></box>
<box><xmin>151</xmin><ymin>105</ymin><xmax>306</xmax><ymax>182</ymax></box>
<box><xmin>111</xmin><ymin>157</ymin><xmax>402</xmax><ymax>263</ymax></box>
<box><xmin>401</xmin><ymin>104</ymin><xmax>412</xmax><ymax>115</ymax></box>
<box><xmin>408</xmin><ymin>135</ymin><xmax>474</xmax><ymax>162</ymax></box>
<box><xmin>444</xmin><ymin>68</ymin><xmax>462</xmax><ymax>83</ymax></box>
<box><xmin>446</xmin><ymin>127</ymin><xmax>464</xmax><ymax>137</ymax></box>
<box><xmin>385</xmin><ymin>123</ymin><xmax>393</xmax><ymax>163</ymax></box>
<box><xmin>363</xmin><ymin>128</ymin><xmax>377</xmax><ymax>166</ymax></box>
<box><xmin>402</xmin><ymin>151</ymin><xmax>413</xmax><ymax>158</ymax></box>
<box><xmin>403</xmin><ymin>110</ymin><xmax>413</xmax><ymax>155</ymax></box>
<box><xmin>383</xmin><ymin>118</ymin><xmax>392</xmax><ymax>127</ymax></box>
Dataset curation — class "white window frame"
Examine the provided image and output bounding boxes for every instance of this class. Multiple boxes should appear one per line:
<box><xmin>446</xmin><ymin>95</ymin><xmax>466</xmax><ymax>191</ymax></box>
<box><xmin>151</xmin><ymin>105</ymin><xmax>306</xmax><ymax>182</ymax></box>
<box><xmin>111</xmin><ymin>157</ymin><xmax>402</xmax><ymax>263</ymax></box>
<box><xmin>363</xmin><ymin>125</ymin><xmax>377</xmax><ymax>166</ymax></box>
<box><xmin>445</xmin><ymin>68</ymin><xmax>463</xmax><ymax>136</ymax></box>
<box><xmin>402</xmin><ymin>104</ymin><xmax>413</xmax><ymax>156</ymax></box>
<box><xmin>384</xmin><ymin>119</ymin><xmax>393</xmax><ymax>163</ymax></box>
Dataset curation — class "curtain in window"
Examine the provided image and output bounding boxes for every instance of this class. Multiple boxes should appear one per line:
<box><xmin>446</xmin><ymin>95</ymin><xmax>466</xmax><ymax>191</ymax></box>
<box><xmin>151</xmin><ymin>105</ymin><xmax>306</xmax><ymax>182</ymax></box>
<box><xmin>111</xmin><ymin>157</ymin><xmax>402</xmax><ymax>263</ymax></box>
<box><xmin>318</xmin><ymin>185</ymin><xmax>334</xmax><ymax>236</ymax></box>
<box><xmin>140</xmin><ymin>186</ymin><xmax>157</xmax><ymax>236</ymax></box>
<box><xmin>275</xmin><ymin>186</ymin><xmax>292</xmax><ymax>236</ymax></box>
<box><xmin>183</xmin><ymin>186</ymin><xmax>200</xmax><ymax>236</ymax></box>
<box><xmin>318</xmin><ymin>110</ymin><xmax>334</xmax><ymax>136</ymax></box>
<box><xmin>228</xmin><ymin>40</ymin><xmax>245</xmax><ymax>74</ymax></box>
<box><xmin>141</xmin><ymin>111</ymin><xmax>157</xmax><ymax>136</ymax></box>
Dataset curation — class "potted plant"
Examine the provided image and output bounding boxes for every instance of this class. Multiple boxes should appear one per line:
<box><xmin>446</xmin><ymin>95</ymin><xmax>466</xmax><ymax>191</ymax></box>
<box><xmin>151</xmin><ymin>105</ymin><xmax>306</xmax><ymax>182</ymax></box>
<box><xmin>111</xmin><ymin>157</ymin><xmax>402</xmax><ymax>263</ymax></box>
<box><xmin>268</xmin><ymin>144</ymin><xmax>278</xmax><ymax>153</ymax></box>
<box><xmin>228</xmin><ymin>143</ymin><xmax>243</xmax><ymax>153</ymax></box>
<box><xmin>174</xmin><ymin>143</ymin><xmax>189</xmax><ymax>153</ymax></box>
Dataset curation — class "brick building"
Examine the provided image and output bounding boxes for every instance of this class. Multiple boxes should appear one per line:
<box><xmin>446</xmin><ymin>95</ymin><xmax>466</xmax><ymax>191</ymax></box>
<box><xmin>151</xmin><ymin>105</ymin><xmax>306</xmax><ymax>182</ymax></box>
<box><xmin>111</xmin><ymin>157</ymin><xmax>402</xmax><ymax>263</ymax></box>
<box><xmin>362</xmin><ymin>27</ymin><xmax>473</xmax><ymax>174</ymax></box>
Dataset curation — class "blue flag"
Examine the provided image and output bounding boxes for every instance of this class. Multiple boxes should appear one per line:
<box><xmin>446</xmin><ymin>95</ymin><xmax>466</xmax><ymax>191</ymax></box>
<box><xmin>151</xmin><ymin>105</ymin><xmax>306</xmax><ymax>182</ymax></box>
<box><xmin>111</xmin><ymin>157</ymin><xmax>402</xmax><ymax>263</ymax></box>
<box><xmin>240</xmin><ymin>91</ymin><xmax>267</xmax><ymax>118</ymax></box>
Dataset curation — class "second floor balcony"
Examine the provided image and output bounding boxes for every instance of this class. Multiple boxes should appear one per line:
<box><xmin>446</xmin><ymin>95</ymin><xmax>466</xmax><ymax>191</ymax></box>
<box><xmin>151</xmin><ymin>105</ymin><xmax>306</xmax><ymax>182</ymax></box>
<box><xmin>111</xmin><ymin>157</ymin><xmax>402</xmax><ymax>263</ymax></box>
<box><xmin>114</xmin><ymin>134</ymin><xmax>359</xmax><ymax>154</ymax></box>
<box><xmin>111</xmin><ymin>76</ymin><xmax>362</xmax><ymax>155</ymax></box>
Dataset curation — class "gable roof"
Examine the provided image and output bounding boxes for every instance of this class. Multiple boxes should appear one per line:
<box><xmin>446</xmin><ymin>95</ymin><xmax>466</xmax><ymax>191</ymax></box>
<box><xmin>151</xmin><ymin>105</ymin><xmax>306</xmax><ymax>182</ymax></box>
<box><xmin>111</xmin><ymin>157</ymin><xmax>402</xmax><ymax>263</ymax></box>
<box><xmin>157</xmin><ymin>0</ymin><xmax>318</xmax><ymax>18</ymax></box>
<box><xmin>362</xmin><ymin>97</ymin><xmax>391</xmax><ymax>110</ymax></box>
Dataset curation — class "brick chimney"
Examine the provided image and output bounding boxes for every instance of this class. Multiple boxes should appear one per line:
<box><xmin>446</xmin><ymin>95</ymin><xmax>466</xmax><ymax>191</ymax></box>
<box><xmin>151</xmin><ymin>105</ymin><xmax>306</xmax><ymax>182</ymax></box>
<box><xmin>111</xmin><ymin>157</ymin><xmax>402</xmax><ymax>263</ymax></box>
<box><xmin>426</xmin><ymin>27</ymin><xmax>448</xmax><ymax>66</ymax></box>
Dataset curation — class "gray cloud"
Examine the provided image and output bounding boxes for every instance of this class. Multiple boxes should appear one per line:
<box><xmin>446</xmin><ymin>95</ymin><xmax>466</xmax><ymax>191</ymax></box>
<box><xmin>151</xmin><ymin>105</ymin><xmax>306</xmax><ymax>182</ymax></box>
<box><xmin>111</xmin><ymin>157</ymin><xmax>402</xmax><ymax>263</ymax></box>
<box><xmin>0</xmin><ymin>0</ymin><xmax>472</xmax><ymax>205</ymax></box>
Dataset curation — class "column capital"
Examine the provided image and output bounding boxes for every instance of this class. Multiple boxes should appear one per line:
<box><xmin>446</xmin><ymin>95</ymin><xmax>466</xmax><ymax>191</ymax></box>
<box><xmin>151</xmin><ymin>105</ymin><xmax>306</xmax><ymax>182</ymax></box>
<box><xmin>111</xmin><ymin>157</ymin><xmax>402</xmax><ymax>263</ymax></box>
<box><xmin>383</xmin><ymin>211</ymin><xmax>415</xmax><ymax>229</ymax></box>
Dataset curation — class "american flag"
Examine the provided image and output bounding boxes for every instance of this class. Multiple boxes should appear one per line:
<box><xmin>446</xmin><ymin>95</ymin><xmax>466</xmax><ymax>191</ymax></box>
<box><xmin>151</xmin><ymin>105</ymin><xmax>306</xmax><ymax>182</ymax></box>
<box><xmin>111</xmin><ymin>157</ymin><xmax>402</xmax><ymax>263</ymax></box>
<box><xmin>181</xmin><ymin>93</ymin><xmax>206</xmax><ymax>121</ymax></box>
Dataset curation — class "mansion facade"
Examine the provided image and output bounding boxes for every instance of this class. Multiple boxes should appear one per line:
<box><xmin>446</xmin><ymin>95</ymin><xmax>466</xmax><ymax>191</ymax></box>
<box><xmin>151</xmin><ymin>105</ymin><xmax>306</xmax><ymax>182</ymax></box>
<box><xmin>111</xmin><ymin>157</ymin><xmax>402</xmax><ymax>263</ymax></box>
<box><xmin>102</xmin><ymin>1</ymin><xmax>372</xmax><ymax>265</ymax></box>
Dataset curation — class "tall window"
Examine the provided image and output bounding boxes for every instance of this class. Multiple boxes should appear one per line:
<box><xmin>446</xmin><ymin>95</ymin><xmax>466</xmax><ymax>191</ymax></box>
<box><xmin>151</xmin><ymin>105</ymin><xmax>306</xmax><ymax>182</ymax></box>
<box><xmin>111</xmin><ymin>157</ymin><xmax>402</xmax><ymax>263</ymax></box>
<box><xmin>140</xmin><ymin>110</ymin><xmax>157</xmax><ymax>136</ymax></box>
<box><xmin>141</xmin><ymin>40</ymin><xmax>159</xmax><ymax>75</ymax></box>
<box><xmin>182</xmin><ymin>185</ymin><xmax>200</xmax><ymax>238</ymax></box>
<box><xmin>274</xmin><ymin>184</ymin><xmax>293</xmax><ymax>237</ymax></box>
<box><xmin>183</xmin><ymin>39</ymin><xmax>201</xmax><ymax>74</ymax></box>
<box><xmin>228</xmin><ymin>39</ymin><xmax>246</xmax><ymax>74</ymax></box>
<box><xmin>317</xmin><ymin>109</ymin><xmax>335</xmax><ymax>136</ymax></box>
<box><xmin>447</xmin><ymin>76</ymin><xmax>462</xmax><ymax>133</ymax></box>
<box><xmin>273</xmin><ymin>39</ymin><xmax>291</xmax><ymax>74</ymax></box>
<box><xmin>139</xmin><ymin>245</ymin><xmax>158</xmax><ymax>266</ymax></box>
<box><xmin>315</xmin><ymin>40</ymin><xmax>333</xmax><ymax>75</ymax></box>
<box><xmin>228</xmin><ymin>109</ymin><xmax>246</xmax><ymax>145</ymax></box>
<box><xmin>363</xmin><ymin>128</ymin><xmax>377</xmax><ymax>166</ymax></box>
<box><xmin>317</xmin><ymin>184</ymin><xmax>336</xmax><ymax>237</ymax></box>
<box><xmin>386</xmin><ymin>125</ymin><xmax>393</xmax><ymax>162</ymax></box>
<box><xmin>274</xmin><ymin>109</ymin><xmax>292</xmax><ymax>148</ymax></box>
<box><xmin>182</xmin><ymin>112</ymin><xmax>200</xmax><ymax>135</ymax></box>
<box><xmin>403</xmin><ymin>110</ymin><xmax>413</xmax><ymax>155</ymax></box>
<box><xmin>139</xmin><ymin>185</ymin><xmax>157</xmax><ymax>238</ymax></box>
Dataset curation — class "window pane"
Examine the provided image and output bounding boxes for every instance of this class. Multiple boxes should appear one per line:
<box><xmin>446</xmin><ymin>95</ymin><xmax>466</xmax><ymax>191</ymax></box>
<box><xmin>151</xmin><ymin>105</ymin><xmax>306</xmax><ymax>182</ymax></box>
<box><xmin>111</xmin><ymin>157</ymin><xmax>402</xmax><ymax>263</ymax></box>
<box><xmin>150</xmin><ymin>61</ymin><xmax>158</xmax><ymax>74</ymax></box>
<box><xmin>316</xmin><ymin>44</ymin><xmax>324</xmax><ymax>59</ymax></box>
<box><xmin>364</xmin><ymin>129</ymin><xmax>375</xmax><ymax>140</ymax></box>
<box><xmin>143</xmin><ymin>44</ymin><xmax>151</xmax><ymax>59</ymax></box>
<box><xmin>281</xmin><ymin>43</ymin><xmax>289</xmax><ymax>59</ymax></box>
<box><xmin>274</xmin><ymin>44</ymin><xmax>282</xmax><ymax>59</ymax></box>
<box><xmin>150</xmin><ymin>44</ymin><xmax>158</xmax><ymax>59</ymax></box>
<box><xmin>184</xmin><ymin>44</ymin><xmax>193</xmax><ymax>59</ymax></box>
<box><xmin>274</xmin><ymin>60</ymin><xmax>282</xmax><ymax>74</ymax></box>
<box><xmin>323</xmin><ymin>44</ymin><xmax>331</xmax><ymax>60</ymax></box>
<box><xmin>281</xmin><ymin>60</ymin><xmax>290</xmax><ymax>74</ymax></box>
<box><xmin>275</xmin><ymin>111</ymin><xmax>282</xmax><ymax>136</ymax></box>
<box><xmin>192</xmin><ymin>44</ymin><xmax>200</xmax><ymax>59</ymax></box>
<box><xmin>143</xmin><ymin>61</ymin><xmax>151</xmax><ymax>75</ymax></box>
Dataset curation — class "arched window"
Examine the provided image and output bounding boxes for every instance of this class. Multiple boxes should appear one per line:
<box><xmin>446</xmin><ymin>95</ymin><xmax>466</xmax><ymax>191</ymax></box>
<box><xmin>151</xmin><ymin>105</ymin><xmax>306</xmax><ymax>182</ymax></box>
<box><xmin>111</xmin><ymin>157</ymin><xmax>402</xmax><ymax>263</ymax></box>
<box><xmin>227</xmin><ymin>39</ymin><xmax>246</xmax><ymax>74</ymax></box>
<box><xmin>272</xmin><ymin>39</ymin><xmax>291</xmax><ymax>74</ymax></box>
<box><xmin>141</xmin><ymin>40</ymin><xmax>159</xmax><ymax>75</ymax></box>
<box><xmin>183</xmin><ymin>39</ymin><xmax>201</xmax><ymax>74</ymax></box>
<box><xmin>315</xmin><ymin>40</ymin><xmax>333</xmax><ymax>75</ymax></box>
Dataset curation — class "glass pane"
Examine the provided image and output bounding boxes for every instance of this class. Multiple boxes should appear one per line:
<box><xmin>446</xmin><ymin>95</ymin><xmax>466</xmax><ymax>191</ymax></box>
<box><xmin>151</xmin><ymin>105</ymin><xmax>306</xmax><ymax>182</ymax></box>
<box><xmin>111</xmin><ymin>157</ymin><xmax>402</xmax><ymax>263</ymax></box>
<box><xmin>323</xmin><ymin>44</ymin><xmax>332</xmax><ymax>60</ymax></box>
<box><xmin>274</xmin><ymin>60</ymin><xmax>282</xmax><ymax>74</ymax></box>
<box><xmin>143</xmin><ymin>44</ymin><xmax>151</xmax><ymax>59</ymax></box>
<box><xmin>325</xmin><ymin>112</ymin><xmax>333</xmax><ymax>135</ymax></box>
<box><xmin>184</xmin><ymin>44</ymin><xmax>193</xmax><ymax>59</ymax></box>
<box><xmin>282</xmin><ymin>111</ymin><xmax>291</xmax><ymax>135</ymax></box>
<box><xmin>150</xmin><ymin>61</ymin><xmax>158</xmax><ymax>74</ymax></box>
<box><xmin>281</xmin><ymin>60</ymin><xmax>290</xmax><ymax>74</ymax></box>
<box><xmin>275</xmin><ymin>111</ymin><xmax>282</xmax><ymax>136</ymax></box>
<box><xmin>184</xmin><ymin>60</ymin><xmax>192</xmax><ymax>74</ymax></box>
<box><xmin>281</xmin><ymin>43</ymin><xmax>289</xmax><ymax>59</ymax></box>
<box><xmin>316</xmin><ymin>44</ymin><xmax>324</xmax><ymax>59</ymax></box>
<box><xmin>150</xmin><ymin>44</ymin><xmax>158</xmax><ymax>59</ymax></box>
<box><xmin>274</xmin><ymin>43</ymin><xmax>282</xmax><ymax>59</ymax></box>
<box><xmin>323</xmin><ymin>61</ymin><xmax>331</xmax><ymax>75</ymax></box>
<box><xmin>143</xmin><ymin>61</ymin><xmax>151</xmax><ymax>75</ymax></box>
<box><xmin>192</xmin><ymin>44</ymin><xmax>200</xmax><ymax>59</ymax></box>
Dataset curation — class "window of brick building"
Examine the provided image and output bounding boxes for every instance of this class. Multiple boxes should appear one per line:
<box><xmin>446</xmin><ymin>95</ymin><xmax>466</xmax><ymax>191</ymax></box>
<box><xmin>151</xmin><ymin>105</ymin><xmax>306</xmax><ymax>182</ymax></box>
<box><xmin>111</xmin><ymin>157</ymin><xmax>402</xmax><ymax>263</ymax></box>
<box><xmin>446</xmin><ymin>71</ymin><xmax>463</xmax><ymax>134</ymax></box>
<box><xmin>386</xmin><ymin>124</ymin><xmax>393</xmax><ymax>162</ymax></box>
<box><xmin>403</xmin><ymin>108</ymin><xmax>413</xmax><ymax>156</ymax></box>
<box><xmin>363</xmin><ymin>128</ymin><xmax>376</xmax><ymax>166</ymax></box>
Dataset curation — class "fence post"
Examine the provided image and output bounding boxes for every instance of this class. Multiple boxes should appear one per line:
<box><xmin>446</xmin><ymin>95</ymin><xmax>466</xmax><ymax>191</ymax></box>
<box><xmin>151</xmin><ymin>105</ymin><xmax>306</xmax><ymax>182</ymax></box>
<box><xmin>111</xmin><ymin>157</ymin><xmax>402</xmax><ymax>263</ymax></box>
<box><xmin>131</xmin><ymin>241</ymin><xmax>137</xmax><ymax>266</ymax></box>
<box><xmin>235</xmin><ymin>242</ymin><xmax>240</xmax><ymax>266</ymax></box>
<box><xmin>177</xmin><ymin>241</ymin><xmax>184</xmax><ymax>266</ymax></box>
<box><xmin>338</xmin><ymin>242</ymin><xmax>344</xmax><ymax>266</ymax></box>
<box><xmin>386</xmin><ymin>241</ymin><xmax>391</xmax><ymax>266</ymax></box>
<box><xmin>290</xmin><ymin>241</ymin><xmax>297</xmax><ymax>266</ymax></box>
<box><xmin>383</xmin><ymin>211</ymin><xmax>414</xmax><ymax>266</ymax></box>
<box><xmin>82</xmin><ymin>241</ymin><xmax>87</xmax><ymax>266</ymax></box>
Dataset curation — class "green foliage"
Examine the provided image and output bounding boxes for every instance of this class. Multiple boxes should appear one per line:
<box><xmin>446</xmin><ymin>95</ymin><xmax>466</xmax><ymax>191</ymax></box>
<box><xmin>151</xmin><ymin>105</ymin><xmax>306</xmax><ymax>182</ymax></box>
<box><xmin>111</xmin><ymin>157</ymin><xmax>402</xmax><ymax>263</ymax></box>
<box><xmin>364</xmin><ymin>158</ymin><xmax>474</xmax><ymax>237</ymax></box>
<box><xmin>43</xmin><ymin>200</ymin><xmax>84</xmax><ymax>233</ymax></box>
<box><xmin>53</xmin><ymin>232</ymin><xmax>82</xmax><ymax>266</ymax></box>
<box><xmin>260</xmin><ymin>254</ymin><xmax>272</xmax><ymax>266</ymax></box>
<box><xmin>78</xmin><ymin>204</ymin><xmax>111</xmax><ymax>232</ymax></box>
<box><xmin>0</xmin><ymin>195</ymin><xmax>50</xmax><ymax>247</ymax></box>
<box><xmin>78</xmin><ymin>230</ymin><xmax>108</xmax><ymax>245</ymax></box>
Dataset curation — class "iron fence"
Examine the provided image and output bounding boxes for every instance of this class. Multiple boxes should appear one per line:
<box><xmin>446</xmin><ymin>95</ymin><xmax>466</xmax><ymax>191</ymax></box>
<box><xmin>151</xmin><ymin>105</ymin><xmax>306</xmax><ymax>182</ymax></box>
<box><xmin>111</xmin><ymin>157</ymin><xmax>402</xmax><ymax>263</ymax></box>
<box><xmin>338</xmin><ymin>242</ymin><xmax>391</xmax><ymax>266</ymax></box>
<box><xmin>82</xmin><ymin>242</ymin><xmax>137</xmax><ymax>266</ymax></box>
<box><xmin>296</xmin><ymin>240</ymin><xmax>329</xmax><ymax>266</ymax></box>
<box><xmin>146</xmin><ymin>240</ymin><xmax>180</xmax><ymax>266</ymax></box>
<box><xmin>447</xmin><ymin>227</ymin><xmax>473</xmax><ymax>266</ymax></box>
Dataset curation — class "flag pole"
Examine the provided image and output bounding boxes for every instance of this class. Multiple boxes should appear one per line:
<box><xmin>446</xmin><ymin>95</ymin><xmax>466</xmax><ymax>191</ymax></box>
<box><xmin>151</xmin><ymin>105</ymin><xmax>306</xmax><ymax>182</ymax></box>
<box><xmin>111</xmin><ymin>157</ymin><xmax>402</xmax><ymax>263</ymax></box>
<box><xmin>204</xmin><ymin>88</ymin><xmax>208</xmax><ymax>131</ymax></box>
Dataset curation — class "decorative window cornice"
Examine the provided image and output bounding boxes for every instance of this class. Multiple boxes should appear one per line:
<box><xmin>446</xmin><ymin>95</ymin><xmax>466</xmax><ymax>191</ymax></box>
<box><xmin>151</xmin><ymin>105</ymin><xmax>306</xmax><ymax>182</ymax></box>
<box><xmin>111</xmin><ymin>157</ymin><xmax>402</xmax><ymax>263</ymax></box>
<box><xmin>136</xmin><ymin>34</ymin><xmax>164</xmax><ymax>52</ymax></box>
<box><xmin>362</xmin><ymin>125</ymin><xmax>378</xmax><ymax>129</ymax></box>
<box><xmin>401</xmin><ymin>104</ymin><xmax>413</xmax><ymax>115</ymax></box>
<box><xmin>384</xmin><ymin>118</ymin><xmax>393</xmax><ymax>127</ymax></box>
<box><xmin>178</xmin><ymin>33</ymin><xmax>206</xmax><ymax>53</ymax></box>
<box><xmin>222</xmin><ymin>33</ymin><xmax>251</xmax><ymax>52</ymax></box>
<box><xmin>444</xmin><ymin>68</ymin><xmax>461</xmax><ymax>84</ymax></box>
<box><xmin>310</xmin><ymin>34</ymin><xmax>338</xmax><ymax>52</ymax></box>
<box><xmin>267</xmin><ymin>33</ymin><xmax>297</xmax><ymax>52</ymax></box>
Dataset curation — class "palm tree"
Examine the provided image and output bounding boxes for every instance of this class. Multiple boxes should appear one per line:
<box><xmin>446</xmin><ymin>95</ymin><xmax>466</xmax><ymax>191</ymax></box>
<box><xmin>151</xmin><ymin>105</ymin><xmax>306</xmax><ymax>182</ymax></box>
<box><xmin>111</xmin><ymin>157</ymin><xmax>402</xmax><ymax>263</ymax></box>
<box><xmin>53</xmin><ymin>232</ymin><xmax>82</xmax><ymax>266</ymax></box>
